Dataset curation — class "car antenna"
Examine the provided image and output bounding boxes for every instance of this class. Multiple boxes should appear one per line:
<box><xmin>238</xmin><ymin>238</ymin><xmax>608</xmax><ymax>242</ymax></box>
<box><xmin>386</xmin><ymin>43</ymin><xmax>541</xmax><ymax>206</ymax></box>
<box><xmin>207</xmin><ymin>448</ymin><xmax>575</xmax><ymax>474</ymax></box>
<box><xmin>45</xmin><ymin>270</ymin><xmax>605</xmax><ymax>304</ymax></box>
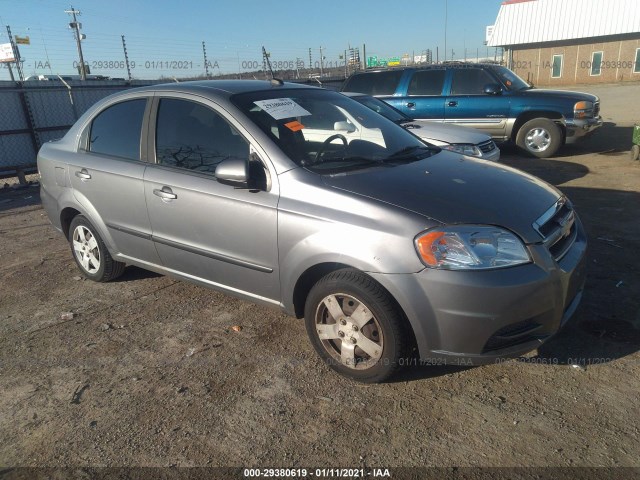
<box><xmin>262</xmin><ymin>45</ymin><xmax>283</xmax><ymax>86</ymax></box>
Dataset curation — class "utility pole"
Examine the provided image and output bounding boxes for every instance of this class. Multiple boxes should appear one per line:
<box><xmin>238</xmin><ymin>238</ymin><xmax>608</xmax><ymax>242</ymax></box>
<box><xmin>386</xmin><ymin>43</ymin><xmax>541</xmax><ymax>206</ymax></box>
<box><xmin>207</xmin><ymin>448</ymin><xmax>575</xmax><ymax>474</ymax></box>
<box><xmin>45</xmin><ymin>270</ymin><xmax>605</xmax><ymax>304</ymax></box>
<box><xmin>362</xmin><ymin>43</ymin><xmax>366</xmax><ymax>70</ymax></box>
<box><xmin>121</xmin><ymin>35</ymin><xmax>132</xmax><ymax>81</ymax></box>
<box><xmin>444</xmin><ymin>0</ymin><xmax>448</xmax><ymax>62</ymax></box>
<box><xmin>344</xmin><ymin>49</ymin><xmax>348</xmax><ymax>77</ymax></box>
<box><xmin>6</xmin><ymin>26</ymin><xmax>24</xmax><ymax>81</ymax></box>
<box><xmin>202</xmin><ymin>41</ymin><xmax>210</xmax><ymax>78</ymax></box>
<box><xmin>308</xmin><ymin>48</ymin><xmax>312</xmax><ymax>70</ymax></box>
<box><xmin>65</xmin><ymin>6</ymin><xmax>87</xmax><ymax>80</ymax></box>
<box><xmin>319</xmin><ymin>46</ymin><xmax>323</xmax><ymax>77</ymax></box>
<box><xmin>262</xmin><ymin>46</ymin><xmax>273</xmax><ymax>79</ymax></box>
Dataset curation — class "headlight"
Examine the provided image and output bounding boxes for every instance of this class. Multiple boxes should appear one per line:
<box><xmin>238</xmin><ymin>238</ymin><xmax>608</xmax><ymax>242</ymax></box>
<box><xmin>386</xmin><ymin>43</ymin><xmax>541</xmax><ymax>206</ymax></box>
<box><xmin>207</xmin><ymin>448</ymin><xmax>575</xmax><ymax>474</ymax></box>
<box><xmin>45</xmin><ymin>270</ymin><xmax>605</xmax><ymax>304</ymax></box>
<box><xmin>441</xmin><ymin>144</ymin><xmax>483</xmax><ymax>157</ymax></box>
<box><xmin>414</xmin><ymin>225</ymin><xmax>531</xmax><ymax>270</ymax></box>
<box><xmin>574</xmin><ymin>100</ymin><xmax>594</xmax><ymax>119</ymax></box>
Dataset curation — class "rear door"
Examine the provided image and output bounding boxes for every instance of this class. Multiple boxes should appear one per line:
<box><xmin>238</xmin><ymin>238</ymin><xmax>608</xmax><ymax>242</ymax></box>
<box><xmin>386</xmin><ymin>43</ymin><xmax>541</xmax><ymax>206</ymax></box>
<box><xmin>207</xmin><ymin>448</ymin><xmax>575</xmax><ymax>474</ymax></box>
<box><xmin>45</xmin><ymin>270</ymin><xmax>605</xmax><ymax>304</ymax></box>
<box><xmin>143</xmin><ymin>94</ymin><xmax>280</xmax><ymax>302</ymax></box>
<box><xmin>443</xmin><ymin>67</ymin><xmax>510</xmax><ymax>139</ymax></box>
<box><xmin>69</xmin><ymin>95</ymin><xmax>162</xmax><ymax>265</ymax></box>
<box><xmin>386</xmin><ymin>69</ymin><xmax>447</xmax><ymax>120</ymax></box>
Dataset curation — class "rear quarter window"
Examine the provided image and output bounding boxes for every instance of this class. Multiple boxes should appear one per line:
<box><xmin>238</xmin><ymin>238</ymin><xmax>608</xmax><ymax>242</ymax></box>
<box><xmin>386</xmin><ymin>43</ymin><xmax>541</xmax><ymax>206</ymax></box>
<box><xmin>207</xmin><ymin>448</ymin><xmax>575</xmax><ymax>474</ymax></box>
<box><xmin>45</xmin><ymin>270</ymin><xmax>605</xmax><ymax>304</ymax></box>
<box><xmin>343</xmin><ymin>70</ymin><xmax>404</xmax><ymax>96</ymax></box>
<box><xmin>89</xmin><ymin>99</ymin><xmax>147</xmax><ymax>160</ymax></box>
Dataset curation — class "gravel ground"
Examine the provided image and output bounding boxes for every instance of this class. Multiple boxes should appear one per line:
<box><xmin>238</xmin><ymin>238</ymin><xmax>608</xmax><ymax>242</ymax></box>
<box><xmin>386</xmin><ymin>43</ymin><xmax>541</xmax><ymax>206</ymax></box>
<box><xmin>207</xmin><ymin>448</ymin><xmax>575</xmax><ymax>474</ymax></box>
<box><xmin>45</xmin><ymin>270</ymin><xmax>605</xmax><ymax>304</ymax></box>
<box><xmin>0</xmin><ymin>83</ymin><xmax>639</xmax><ymax>470</ymax></box>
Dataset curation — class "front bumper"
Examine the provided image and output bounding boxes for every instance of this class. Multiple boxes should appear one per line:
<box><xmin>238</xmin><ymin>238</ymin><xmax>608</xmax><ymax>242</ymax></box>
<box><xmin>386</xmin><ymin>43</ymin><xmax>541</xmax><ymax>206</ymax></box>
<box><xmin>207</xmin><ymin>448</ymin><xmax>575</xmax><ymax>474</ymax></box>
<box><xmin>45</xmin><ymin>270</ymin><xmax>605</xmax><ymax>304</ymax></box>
<box><xmin>565</xmin><ymin>116</ymin><xmax>603</xmax><ymax>144</ymax></box>
<box><xmin>370</xmin><ymin>217</ymin><xmax>587</xmax><ymax>365</ymax></box>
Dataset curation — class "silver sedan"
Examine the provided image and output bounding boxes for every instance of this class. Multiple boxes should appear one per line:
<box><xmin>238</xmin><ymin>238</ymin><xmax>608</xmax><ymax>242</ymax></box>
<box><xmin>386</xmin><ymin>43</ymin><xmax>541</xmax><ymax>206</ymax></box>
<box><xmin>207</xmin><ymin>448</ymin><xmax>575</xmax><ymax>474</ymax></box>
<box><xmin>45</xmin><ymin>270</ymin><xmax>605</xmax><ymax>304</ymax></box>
<box><xmin>38</xmin><ymin>80</ymin><xmax>586</xmax><ymax>382</ymax></box>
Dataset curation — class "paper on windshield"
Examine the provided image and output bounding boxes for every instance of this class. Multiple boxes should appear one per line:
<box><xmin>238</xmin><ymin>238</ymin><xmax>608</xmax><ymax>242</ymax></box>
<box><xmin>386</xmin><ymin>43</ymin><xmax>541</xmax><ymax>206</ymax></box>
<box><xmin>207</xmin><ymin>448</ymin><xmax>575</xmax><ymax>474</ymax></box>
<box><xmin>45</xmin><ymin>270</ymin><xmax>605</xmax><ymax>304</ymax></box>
<box><xmin>253</xmin><ymin>98</ymin><xmax>311</xmax><ymax>120</ymax></box>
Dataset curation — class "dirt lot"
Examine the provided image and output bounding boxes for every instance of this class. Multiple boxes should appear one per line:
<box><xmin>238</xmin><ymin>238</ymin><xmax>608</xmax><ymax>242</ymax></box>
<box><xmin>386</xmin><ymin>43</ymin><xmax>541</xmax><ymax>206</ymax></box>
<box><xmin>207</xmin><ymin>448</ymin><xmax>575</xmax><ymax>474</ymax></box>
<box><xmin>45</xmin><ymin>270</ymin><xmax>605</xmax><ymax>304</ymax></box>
<box><xmin>1</xmin><ymin>83</ymin><xmax>639</xmax><ymax>470</ymax></box>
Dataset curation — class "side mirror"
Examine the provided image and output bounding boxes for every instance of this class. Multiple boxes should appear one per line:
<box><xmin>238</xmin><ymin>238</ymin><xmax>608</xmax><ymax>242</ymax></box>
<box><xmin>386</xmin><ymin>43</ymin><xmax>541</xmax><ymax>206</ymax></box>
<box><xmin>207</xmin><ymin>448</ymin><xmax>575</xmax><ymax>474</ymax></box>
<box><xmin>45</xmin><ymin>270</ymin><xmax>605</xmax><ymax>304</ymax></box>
<box><xmin>215</xmin><ymin>157</ymin><xmax>249</xmax><ymax>188</ymax></box>
<box><xmin>484</xmin><ymin>83</ymin><xmax>503</xmax><ymax>95</ymax></box>
<box><xmin>334</xmin><ymin>121</ymin><xmax>356</xmax><ymax>133</ymax></box>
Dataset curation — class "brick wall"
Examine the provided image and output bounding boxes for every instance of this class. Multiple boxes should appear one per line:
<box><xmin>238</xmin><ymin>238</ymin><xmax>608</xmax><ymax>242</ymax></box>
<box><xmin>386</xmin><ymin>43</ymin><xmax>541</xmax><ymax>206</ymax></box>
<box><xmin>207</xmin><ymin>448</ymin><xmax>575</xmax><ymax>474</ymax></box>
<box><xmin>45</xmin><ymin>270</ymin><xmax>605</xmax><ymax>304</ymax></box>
<box><xmin>507</xmin><ymin>34</ymin><xmax>640</xmax><ymax>86</ymax></box>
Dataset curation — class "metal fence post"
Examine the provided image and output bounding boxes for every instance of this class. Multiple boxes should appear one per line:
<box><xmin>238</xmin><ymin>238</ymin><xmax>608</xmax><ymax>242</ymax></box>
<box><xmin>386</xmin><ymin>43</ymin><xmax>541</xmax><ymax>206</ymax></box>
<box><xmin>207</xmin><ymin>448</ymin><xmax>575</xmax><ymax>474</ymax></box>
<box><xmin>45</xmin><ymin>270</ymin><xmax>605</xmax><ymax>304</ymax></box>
<box><xmin>57</xmin><ymin>75</ymin><xmax>79</xmax><ymax>121</ymax></box>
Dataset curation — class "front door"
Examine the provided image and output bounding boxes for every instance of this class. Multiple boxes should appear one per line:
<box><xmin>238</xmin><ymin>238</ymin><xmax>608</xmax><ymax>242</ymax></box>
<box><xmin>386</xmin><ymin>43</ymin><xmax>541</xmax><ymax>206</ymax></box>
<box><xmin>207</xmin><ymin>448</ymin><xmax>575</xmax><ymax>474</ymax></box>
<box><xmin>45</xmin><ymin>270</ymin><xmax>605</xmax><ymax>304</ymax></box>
<box><xmin>143</xmin><ymin>96</ymin><xmax>280</xmax><ymax>303</ymax></box>
<box><xmin>443</xmin><ymin>67</ymin><xmax>511</xmax><ymax>140</ymax></box>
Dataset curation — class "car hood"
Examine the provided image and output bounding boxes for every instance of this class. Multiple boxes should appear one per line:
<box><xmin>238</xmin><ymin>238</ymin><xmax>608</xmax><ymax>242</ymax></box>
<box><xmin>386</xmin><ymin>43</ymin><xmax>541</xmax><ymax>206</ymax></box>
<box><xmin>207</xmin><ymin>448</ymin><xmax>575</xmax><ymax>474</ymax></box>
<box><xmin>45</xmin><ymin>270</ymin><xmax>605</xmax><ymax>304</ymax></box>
<box><xmin>322</xmin><ymin>152</ymin><xmax>562</xmax><ymax>243</ymax></box>
<box><xmin>518</xmin><ymin>88</ymin><xmax>599</xmax><ymax>103</ymax></box>
<box><xmin>402</xmin><ymin>120</ymin><xmax>491</xmax><ymax>145</ymax></box>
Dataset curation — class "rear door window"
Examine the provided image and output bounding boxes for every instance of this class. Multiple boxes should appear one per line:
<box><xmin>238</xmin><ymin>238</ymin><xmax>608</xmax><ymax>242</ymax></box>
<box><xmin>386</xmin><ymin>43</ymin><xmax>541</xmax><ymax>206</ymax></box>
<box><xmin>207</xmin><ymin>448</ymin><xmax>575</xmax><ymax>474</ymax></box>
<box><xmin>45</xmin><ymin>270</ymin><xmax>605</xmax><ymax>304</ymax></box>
<box><xmin>343</xmin><ymin>70</ymin><xmax>404</xmax><ymax>95</ymax></box>
<box><xmin>407</xmin><ymin>70</ymin><xmax>446</xmax><ymax>95</ymax></box>
<box><xmin>89</xmin><ymin>99</ymin><xmax>147</xmax><ymax>160</ymax></box>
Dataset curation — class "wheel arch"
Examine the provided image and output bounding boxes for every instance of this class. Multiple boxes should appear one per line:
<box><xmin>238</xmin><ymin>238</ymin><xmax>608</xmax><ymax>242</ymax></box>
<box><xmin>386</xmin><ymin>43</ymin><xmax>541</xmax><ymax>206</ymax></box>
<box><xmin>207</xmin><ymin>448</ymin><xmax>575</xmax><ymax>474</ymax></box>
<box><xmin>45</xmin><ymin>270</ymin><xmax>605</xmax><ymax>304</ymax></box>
<box><xmin>512</xmin><ymin>111</ymin><xmax>566</xmax><ymax>142</ymax></box>
<box><xmin>292</xmin><ymin>262</ymin><xmax>353</xmax><ymax>319</ymax></box>
<box><xmin>291</xmin><ymin>263</ymin><xmax>418</xmax><ymax>352</ymax></box>
<box><xmin>60</xmin><ymin>207</ymin><xmax>82</xmax><ymax>240</ymax></box>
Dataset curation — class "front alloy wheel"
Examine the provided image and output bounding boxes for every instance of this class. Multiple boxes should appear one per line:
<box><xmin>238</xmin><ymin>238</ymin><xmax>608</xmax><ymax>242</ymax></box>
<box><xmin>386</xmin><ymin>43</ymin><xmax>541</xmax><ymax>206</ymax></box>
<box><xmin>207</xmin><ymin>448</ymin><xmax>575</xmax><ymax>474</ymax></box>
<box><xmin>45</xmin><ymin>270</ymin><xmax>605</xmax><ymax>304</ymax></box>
<box><xmin>304</xmin><ymin>269</ymin><xmax>408</xmax><ymax>383</ymax></box>
<box><xmin>314</xmin><ymin>293</ymin><xmax>384</xmax><ymax>370</ymax></box>
<box><xmin>516</xmin><ymin>118</ymin><xmax>562</xmax><ymax>158</ymax></box>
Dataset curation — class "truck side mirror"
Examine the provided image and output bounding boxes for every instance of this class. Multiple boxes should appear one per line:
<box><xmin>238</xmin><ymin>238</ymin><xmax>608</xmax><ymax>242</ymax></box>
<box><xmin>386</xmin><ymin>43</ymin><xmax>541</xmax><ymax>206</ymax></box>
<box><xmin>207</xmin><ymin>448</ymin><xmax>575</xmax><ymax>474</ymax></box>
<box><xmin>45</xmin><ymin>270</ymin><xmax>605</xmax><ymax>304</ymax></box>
<box><xmin>484</xmin><ymin>84</ymin><xmax>503</xmax><ymax>95</ymax></box>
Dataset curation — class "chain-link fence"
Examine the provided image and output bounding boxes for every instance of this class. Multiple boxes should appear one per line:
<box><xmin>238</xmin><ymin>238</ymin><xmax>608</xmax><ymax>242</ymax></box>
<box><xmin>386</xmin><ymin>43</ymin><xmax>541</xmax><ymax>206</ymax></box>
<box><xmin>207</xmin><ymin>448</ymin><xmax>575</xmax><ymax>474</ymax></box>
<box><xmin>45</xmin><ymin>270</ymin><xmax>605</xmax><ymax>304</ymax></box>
<box><xmin>0</xmin><ymin>79</ymin><xmax>165</xmax><ymax>176</ymax></box>
<box><xmin>0</xmin><ymin>77</ymin><xmax>344</xmax><ymax>180</ymax></box>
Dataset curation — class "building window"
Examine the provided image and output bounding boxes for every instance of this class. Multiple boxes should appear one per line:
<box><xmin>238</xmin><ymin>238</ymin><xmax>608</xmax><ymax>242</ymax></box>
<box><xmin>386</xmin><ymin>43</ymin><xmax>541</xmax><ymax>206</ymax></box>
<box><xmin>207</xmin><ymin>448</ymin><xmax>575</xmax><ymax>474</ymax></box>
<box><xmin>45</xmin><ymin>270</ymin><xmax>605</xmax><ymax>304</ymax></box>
<box><xmin>551</xmin><ymin>55</ymin><xmax>563</xmax><ymax>78</ymax></box>
<box><xmin>591</xmin><ymin>51</ymin><xmax>603</xmax><ymax>76</ymax></box>
<box><xmin>635</xmin><ymin>48</ymin><xmax>640</xmax><ymax>73</ymax></box>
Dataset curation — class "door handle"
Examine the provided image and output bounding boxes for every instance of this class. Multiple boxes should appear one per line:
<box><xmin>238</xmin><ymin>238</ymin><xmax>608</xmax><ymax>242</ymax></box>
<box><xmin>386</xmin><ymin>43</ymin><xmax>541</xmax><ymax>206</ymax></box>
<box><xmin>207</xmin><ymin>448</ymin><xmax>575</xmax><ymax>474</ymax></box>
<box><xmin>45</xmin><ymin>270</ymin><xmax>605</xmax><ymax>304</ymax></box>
<box><xmin>75</xmin><ymin>169</ymin><xmax>91</xmax><ymax>180</ymax></box>
<box><xmin>406</xmin><ymin>102</ymin><xmax>416</xmax><ymax>109</ymax></box>
<box><xmin>448</xmin><ymin>101</ymin><xmax>458</xmax><ymax>107</ymax></box>
<box><xmin>153</xmin><ymin>187</ymin><xmax>177</xmax><ymax>200</ymax></box>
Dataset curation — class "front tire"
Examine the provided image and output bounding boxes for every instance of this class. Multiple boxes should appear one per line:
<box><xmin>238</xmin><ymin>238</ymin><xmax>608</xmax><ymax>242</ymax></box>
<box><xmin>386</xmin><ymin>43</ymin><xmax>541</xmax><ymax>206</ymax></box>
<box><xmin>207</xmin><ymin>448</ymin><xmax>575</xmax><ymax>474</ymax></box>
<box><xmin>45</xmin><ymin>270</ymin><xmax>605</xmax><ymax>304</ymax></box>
<box><xmin>69</xmin><ymin>215</ymin><xmax>125</xmax><ymax>282</ymax></box>
<box><xmin>516</xmin><ymin>118</ymin><xmax>563</xmax><ymax>158</ymax></box>
<box><xmin>304</xmin><ymin>269</ymin><xmax>408</xmax><ymax>383</ymax></box>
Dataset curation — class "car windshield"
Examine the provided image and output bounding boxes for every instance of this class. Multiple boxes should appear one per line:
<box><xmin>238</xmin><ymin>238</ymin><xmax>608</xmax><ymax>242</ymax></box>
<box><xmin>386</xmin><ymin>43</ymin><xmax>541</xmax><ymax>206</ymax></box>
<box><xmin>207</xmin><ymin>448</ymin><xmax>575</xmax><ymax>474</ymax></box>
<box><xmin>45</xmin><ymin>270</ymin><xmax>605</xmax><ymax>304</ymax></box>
<box><xmin>350</xmin><ymin>95</ymin><xmax>410</xmax><ymax>123</ymax></box>
<box><xmin>231</xmin><ymin>88</ymin><xmax>434</xmax><ymax>173</ymax></box>
<box><xmin>490</xmin><ymin>66</ymin><xmax>531</xmax><ymax>91</ymax></box>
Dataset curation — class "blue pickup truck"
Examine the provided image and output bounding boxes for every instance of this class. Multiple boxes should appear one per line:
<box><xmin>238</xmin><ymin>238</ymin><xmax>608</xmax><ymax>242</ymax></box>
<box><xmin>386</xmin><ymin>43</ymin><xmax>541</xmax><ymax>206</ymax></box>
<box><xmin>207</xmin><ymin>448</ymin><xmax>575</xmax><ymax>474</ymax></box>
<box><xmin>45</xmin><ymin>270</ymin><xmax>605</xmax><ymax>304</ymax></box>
<box><xmin>341</xmin><ymin>63</ymin><xmax>602</xmax><ymax>158</ymax></box>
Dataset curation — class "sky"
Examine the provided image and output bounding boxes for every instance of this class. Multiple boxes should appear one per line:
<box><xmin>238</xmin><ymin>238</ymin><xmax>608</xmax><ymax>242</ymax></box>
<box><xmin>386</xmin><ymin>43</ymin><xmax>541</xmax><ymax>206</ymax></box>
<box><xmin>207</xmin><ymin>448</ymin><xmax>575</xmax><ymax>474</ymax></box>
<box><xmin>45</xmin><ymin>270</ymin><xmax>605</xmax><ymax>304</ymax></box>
<box><xmin>0</xmin><ymin>0</ymin><xmax>505</xmax><ymax>80</ymax></box>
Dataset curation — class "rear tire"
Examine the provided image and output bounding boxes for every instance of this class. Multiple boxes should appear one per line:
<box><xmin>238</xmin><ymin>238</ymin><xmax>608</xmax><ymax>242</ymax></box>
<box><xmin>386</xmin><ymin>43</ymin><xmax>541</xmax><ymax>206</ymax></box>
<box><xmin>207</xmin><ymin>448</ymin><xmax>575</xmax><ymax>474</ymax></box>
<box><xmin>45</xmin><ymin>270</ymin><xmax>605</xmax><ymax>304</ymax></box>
<box><xmin>69</xmin><ymin>215</ymin><xmax>125</xmax><ymax>282</ymax></box>
<box><xmin>304</xmin><ymin>269</ymin><xmax>408</xmax><ymax>383</ymax></box>
<box><xmin>516</xmin><ymin>118</ymin><xmax>563</xmax><ymax>158</ymax></box>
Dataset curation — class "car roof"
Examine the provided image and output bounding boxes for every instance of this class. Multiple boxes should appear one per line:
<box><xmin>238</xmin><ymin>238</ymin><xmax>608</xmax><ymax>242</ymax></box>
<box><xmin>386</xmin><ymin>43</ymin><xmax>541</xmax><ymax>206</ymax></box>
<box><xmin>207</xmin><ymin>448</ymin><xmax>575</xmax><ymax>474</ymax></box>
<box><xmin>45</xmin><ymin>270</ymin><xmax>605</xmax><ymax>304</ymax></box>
<box><xmin>130</xmin><ymin>79</ymin><xmax>316</xmax><ymax>98</ymax></box>
<box><xmin>349</xmin><ymin>63</ymin><xmax>502</xmax><ymax>75</ymax></box>
<box><xmin>341</xmin><ymin>92</ymin><xmax>366</xmax><ymax>98</ymax></box>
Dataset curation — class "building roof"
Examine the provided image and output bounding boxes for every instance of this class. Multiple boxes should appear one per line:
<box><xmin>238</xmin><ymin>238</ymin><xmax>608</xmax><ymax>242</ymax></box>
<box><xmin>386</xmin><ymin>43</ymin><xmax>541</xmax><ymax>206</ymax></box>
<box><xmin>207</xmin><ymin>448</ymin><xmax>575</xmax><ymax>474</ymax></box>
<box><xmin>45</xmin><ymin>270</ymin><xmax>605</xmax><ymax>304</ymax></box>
<box><xmin>487</xmin><ymin>0</ymin><xmax>640</xmax><ymax>47</ymax></box>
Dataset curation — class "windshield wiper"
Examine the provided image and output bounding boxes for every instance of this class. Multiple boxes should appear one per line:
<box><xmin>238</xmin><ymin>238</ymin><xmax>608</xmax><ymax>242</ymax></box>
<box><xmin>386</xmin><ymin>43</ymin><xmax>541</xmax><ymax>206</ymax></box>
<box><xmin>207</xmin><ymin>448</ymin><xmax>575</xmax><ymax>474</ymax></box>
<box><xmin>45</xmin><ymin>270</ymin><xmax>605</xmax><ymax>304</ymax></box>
<box><xmin>304</xmin><ymin>155</ymin><xmax>382</xmax><ymax>168</ymax></box>
<box><xmin>385</xmin><ymin>145</ymin><xmax>433</xmax><ymax>161</ymax></box>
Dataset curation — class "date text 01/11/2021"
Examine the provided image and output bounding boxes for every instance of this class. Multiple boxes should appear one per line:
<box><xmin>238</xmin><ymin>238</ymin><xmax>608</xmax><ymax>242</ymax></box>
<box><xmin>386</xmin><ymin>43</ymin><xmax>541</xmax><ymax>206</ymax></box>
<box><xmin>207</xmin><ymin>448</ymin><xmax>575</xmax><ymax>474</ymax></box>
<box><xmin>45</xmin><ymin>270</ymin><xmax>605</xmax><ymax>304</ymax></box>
<box><xmin>242</xmin><ymin>468</ymin><xmax>392</xmax><ymax>477</ymax></box>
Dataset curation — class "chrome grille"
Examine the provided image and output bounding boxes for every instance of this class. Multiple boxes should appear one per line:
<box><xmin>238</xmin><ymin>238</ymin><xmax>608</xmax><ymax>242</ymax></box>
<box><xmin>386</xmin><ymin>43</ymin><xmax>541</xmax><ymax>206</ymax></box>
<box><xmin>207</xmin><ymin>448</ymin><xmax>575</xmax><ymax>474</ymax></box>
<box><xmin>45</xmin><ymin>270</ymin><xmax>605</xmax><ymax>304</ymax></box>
<box><xmin>533</xmin><ymin>197</ymin><xmax>577</xmax><ymax>262</ymax></box>
<box><xmin>593</xmin><ymin>101</ymin><xmax>600</xmax><ymax>117</ymax></box>
<box><xmin>478</xmin><ymin>140</ymin><xmax>497</xmax><ymax>153</ymax></box>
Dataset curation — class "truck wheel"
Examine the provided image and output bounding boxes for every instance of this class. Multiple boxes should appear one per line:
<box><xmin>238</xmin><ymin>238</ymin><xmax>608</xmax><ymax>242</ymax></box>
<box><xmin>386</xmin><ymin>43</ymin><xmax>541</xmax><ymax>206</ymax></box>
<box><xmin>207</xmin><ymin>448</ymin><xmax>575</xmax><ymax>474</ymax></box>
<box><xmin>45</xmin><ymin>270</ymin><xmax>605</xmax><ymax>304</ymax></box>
<box><xmin>304</xmin><ymin>269</ymin><xmax>408</xmax><ymax>383</ymax></box>
<box><xmin>516</xmin><ymin>118</ymin><xmax>563</xmax><ymax>158</ymax></box>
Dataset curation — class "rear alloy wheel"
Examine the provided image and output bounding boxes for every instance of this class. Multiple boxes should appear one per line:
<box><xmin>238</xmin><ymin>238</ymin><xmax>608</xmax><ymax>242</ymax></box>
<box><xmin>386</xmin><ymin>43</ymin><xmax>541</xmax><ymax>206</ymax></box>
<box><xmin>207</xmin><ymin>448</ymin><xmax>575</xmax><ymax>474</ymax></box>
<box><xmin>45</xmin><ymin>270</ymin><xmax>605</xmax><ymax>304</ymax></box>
<box><xmin>304</xmin><ymin>269</ymin><xmax>408</xmax><ymax>383</ymax></box>
<box><xmin>516</xmin><ymin>118</ymin><xmax>563</xmax><ymax>158</ymax></box>
<box><xmin>69</xmin><ymin>215</ymin><xmax>125</xmax><ymax>282</ymax></box>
